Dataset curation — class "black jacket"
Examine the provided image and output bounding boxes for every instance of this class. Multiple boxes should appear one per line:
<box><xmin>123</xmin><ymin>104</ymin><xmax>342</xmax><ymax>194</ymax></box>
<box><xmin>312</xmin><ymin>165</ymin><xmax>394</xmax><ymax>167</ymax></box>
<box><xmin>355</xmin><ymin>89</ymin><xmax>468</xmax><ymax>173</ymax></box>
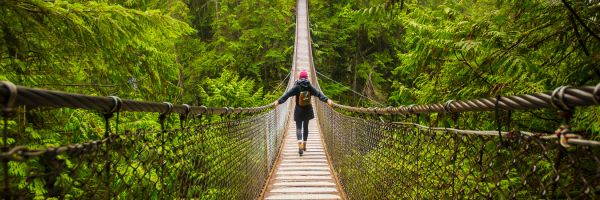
<box><xmin>277</xmin><ymin>79</ymin><xmax>328</xmax><ymax>121</ymax></box>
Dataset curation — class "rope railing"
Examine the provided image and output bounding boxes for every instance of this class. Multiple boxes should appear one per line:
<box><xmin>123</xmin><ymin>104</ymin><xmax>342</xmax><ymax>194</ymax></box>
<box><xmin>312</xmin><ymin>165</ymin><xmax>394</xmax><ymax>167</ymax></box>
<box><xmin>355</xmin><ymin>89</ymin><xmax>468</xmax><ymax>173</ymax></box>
<box><xmin>0</xmin><ymin>80</ymin><xmax>293</xmax><ymax>199</ymax></box>
<box><xmin>314</xmin><ymin>86</ymin><xmax>600</xmax><ymax>199</ymax></box>
<box><xmin>329</xmin><ymin>84</ymin><xmax>600</xmax><ymax>115</ymax></box>
<box><xmin>317</xmin><ymin>100</ymin><xmax>600</xmax><ymax>198</ymax></box>
<box><xmin>0</xmin><ymin>81</ymin><xmax>274</xmax><ymax>115</ymax></box>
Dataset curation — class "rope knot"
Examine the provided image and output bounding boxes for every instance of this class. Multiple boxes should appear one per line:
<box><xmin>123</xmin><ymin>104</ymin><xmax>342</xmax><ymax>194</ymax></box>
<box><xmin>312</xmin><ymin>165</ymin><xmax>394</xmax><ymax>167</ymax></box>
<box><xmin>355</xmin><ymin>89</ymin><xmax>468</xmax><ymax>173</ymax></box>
<box><xmin>160</xmin><ymin>102</ymin><xmax>173</xmax><ymax>121</ymax></box>
<box><xmin>550</xmin><ymin>86</ymin><xmax>573</xmax><ymax>111</ymax></box>
<box><xmin>554</xmin><ymin>124</ymin><xmax>581</xmax><ymax>148</ymax></box>
<box><xmin>593</xmin><ymin>83</ymin><xmax>600</xmax><ymax>105</ymax></box>
<box><xmin>104</xmin><ymin>96</ymin><xmax>122</xmax><ymax>119</ymax></box>
<box><xmin>180</xmin><ymin>104</ymin><xmax>191</xmax><ymax>120</ymax></box>
<box><xmin>443</xmin><ymin>100</ymin><xmax>454</xmax><ymax>113</ymax></box>
<box><xmin>1</xmin><ymin>81</ymin><xmax>17</xmax><ymax>117</ymax></box>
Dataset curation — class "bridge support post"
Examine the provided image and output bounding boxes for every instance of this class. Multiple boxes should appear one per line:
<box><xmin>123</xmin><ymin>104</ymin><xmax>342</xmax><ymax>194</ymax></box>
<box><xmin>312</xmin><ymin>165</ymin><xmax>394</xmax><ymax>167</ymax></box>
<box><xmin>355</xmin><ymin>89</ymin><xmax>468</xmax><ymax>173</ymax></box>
<box><xmin>196</xmin><ymin>113</ymin><xmax>207</xmax><ymax>197</ymax></box>
<box><xmin>265</xmin><ymin>113</ymin><xmax>270</xmax><ymax>178</ymax></box>
<box><xmin>103</xmin><ymin>96</ymin><xmax>121</xmax><ymax>200</ymax></box>
<box><xmin>102</xmin><ymin>112</ymin><xmax>114</xmax><ymax>200</ymax></box>
<box><xmin>158</xmin><ymin>102</ymin><xmax>173</xmax><ymax>199</ymax></box>
<box><xmin>40</xmin><ymin>150</ymin><xmax>63</xmax><ymax>198</ymax></box>
<box><xmin>178</xmin><ymin>104</ymin><xmax>191</xmax><ymax>198</ymax></box>
<box><xmin>1</xmin><ymin>81</ymin><xmax>17</xmax><ymax>200</ymax></box>
<box><xmin>450</xmin><ymin>113</ymin><xmax>459</xmax><ymax>198</ymax></box>
<box><xmin>551</xmin><ymin>110</ymin><xmax>573</xmax><ymax>198</ymax></box>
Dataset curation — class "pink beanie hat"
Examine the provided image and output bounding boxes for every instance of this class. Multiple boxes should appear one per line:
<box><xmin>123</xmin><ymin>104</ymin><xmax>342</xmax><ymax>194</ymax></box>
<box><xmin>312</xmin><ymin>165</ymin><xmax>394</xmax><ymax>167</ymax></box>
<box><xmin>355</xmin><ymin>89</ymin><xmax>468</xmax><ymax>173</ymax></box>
<box><xmin>299</xmin><ymin>70</ymin><xmax>308</xmax><ymax>79</ymax></box>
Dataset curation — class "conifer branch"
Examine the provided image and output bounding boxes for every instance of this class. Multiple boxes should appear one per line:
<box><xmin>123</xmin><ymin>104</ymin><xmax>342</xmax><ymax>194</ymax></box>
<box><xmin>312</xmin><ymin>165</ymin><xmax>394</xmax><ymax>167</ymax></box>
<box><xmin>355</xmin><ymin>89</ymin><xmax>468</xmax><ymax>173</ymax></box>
<box><xmin>561</xmin><ymin>0</ymin><xmax>600</xmax><ymax>42</ymax></box>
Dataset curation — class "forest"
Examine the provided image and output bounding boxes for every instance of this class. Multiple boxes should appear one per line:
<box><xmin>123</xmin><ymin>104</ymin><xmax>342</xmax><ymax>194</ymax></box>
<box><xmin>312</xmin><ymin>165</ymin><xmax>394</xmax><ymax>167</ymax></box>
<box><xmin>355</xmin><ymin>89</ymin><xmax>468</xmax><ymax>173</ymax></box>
<box><xmin>0</xmin><ymin>0</ymin><xmax>599</xmax><ymax>199</ymax></box>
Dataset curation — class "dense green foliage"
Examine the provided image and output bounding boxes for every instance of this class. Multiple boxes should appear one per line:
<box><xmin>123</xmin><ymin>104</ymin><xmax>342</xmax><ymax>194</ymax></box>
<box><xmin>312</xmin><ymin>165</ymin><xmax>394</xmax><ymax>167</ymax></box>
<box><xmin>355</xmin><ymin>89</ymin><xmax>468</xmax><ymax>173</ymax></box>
<box><xmin>2</xmin><ymin>0</ymin><xmax>600</xmax><ymax>198</ymax></box>
<box><xmin>0</xmin><ymin>0</ymin><xmax>295</xmax><ymax>147</ymax></box>
<box><xmin>1</xmin><ymin>0</ymin><xmax>293</xmax><ymax>104</ymax></box>
<box><xmin>1</xmin><ymin>0</ymin><xmax>293</xmax><ymax>198</ymax></box>
<box><xmin>311</xmin><ymin>0</ymin><xmax>600</xmax><ymax>198</ymax></box>
<box><xmin>311</xmin><ymin>0</ymin><xmax>600</xmax><ymax>132</ymax></box>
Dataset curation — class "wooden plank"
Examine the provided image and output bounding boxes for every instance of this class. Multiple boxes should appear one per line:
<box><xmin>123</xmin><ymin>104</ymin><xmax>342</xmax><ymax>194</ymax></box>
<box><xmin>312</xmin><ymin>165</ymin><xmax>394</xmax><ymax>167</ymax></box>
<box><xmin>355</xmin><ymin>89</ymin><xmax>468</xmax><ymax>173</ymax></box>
<box><xmin>281</xmin><ymin>158</ymin><xmax>327</xmax><ymax>162</ymax></box>
<box><xmin>277</xmin><ymin>171</ymin><xmax>331</xmax><ymax>176</ymax></box>
<box><xmin>281</xmin><ymin>158</ymin><xmax>327</xmax><ymax>161</ymax></box>
<box><xmin>275</xmin><ymin>176</ymin><xmax>333</xmax><ymax>181</ymax></box>
<box><xmin>283</xmin><ymin>155</ymin><xmax>327</xmax><ymax>159</ymax></box>
<box><xmin>285</xmin><ymin>147</ymin><xmax>323</xmax><ymax>151</ymax></box>
<box><xmin>283</xmin><ymin>152</ymin><xmax>325</xmax><ymax>156</ymax></box>
<box><xmin>269</xmin><ymin>187</ymin><xmax>338</xmax><ymax>194</ymax></box>
<box><xmin>282</xmin><ymin>160</ymin><xmax>328</xmax><ymax>164</ymax></box>
<box><xmin>285</xmin><ymin>139</ymin><xmax>321</xmax><ymax>141</ymax></box>
<box><xmin>284</xmin><ymin>149</ymin><xmax>323</xmax><ymax>152</ymax></box>
<box><xmin>280</xmin><ymin>164</ymin><xmax>329</xmax><ymax>168</ymax></box>
<box><xmin>266</xmin><ymin>194</ymin><xmax>341</xmax><ymax>200</ymax></box>
<box><xmin>284</xmin><ymin>156</ymin><xmax>327</xmax><ymax>162</ymax></box>
<box><xmin>279</xmin><ymin>167</ymin><xmax>330</xmax><ymax>171</ymax></box>
<box><xmin>284</xmin><ymin>143</ymin><xmax>323</xmax><ymax>145</ymax></box>
<box><xmin>298</xmin><ymin>138</ymin><xmax>322</xmax><ymax>140</ymax></box>
<box><xmin>283</xmin><ymin>149</ymin><xmax>325</xmax><ymax>153</ymax></box>
<box><xmin>284</xmin><ymin>147</ymin><xmax>324</xmax><ymax>149</ymax></box>
<box><xmin>280</xmin><ymin>162</ymin><xmax>328</xmax><ymax>166</ymax></box>
<box><xmin>280</xmin><ymin>163</ymin><xmax>328</xmax><ymax>167</ymax></box>
<box><xmin>284</xmin><ymin>146</ymin><xmax>324</xmax><ymax>148</ymax></box>
<box><xmin>273</xmin><ymin>181</ymin><xmax>336</xmax><ymax>187</ymax></box>
<box><xmin>284</xmin><ymin>154</ymin><xmax>327</xmax><ymax>159</ymax></box>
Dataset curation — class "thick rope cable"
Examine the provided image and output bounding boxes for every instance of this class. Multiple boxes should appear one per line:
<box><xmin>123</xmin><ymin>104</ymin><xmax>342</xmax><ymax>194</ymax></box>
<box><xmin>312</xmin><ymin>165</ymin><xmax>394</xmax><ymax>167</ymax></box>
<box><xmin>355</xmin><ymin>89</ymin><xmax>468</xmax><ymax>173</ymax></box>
<box><xmin>0</xmin><ymin>82</ymin><xmax>276</xmax><ymax>115</ymax></box>
<box><xmin>328</xmin><ymin>83</ymin><xmax>600</xmax><ymax>115</ymax></box>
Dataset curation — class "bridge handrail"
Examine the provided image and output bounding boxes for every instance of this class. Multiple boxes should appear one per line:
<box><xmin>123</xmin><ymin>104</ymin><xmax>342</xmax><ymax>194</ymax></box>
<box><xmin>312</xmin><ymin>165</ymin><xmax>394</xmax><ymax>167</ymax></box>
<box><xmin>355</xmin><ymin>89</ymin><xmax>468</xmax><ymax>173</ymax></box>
<box><xmin>328</xmin><ymin>84</ymin><xmax>600</xmax><ymax>114</ymax></box>
<box><xmin>0</xmin><ymin>81</ymin><xmax>275</xmax><ymax>115</ymax></box>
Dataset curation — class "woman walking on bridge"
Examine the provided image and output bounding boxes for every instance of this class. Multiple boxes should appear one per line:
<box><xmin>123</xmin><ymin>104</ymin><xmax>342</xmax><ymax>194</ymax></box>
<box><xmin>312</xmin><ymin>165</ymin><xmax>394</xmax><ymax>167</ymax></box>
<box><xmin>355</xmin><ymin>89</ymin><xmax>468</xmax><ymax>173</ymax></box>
<box><xmin>274</xmin><ymin>70</ymin><xmax>333</xmax><ymax>156</ymax></box>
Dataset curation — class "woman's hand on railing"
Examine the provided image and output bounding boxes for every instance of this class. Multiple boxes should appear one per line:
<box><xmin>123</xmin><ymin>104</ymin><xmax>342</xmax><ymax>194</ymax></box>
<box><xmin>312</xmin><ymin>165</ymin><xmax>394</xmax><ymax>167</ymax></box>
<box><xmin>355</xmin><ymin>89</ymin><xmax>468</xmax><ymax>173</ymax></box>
<box><xmin>327</xmin><ymin>99</ymin><xmax>333</xmax><ymax>107</ymax></box>
<box><xmin>273</xmin><ymin>101</ymin><xmax>279</xmax><ymax>107</ymax></box>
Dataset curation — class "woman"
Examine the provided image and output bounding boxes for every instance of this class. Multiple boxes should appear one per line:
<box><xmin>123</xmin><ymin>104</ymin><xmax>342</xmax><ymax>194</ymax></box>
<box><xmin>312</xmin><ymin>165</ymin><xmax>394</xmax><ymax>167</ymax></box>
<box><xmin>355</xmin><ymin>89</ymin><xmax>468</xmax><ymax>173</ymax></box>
<box><xmin>274</xmin><ymin>70</ymin><xmax>333</xmax><ymax>155</ymax></box>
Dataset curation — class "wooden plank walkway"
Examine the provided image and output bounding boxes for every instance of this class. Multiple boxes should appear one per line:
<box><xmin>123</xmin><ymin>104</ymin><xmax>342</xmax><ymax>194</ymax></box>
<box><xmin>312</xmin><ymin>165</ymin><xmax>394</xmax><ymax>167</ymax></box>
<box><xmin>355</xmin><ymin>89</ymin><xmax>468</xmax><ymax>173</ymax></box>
<box><xmin>263</xmin><ymin>117</ymin><xmax>342</xmax><ymax>200</ymax></box>
<box><xmin>262</xmin><ymin>0</ymin><xmax>344</xmax><ymax>199</ymax></box>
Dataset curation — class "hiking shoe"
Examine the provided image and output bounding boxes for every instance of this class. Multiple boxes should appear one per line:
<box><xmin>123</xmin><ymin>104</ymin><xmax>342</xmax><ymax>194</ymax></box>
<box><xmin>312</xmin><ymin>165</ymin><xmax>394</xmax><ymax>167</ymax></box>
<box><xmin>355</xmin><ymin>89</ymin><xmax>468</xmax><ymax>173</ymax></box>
<box><xmin>302</xmin><ymin>142</ymin><xmax>307</xmax><ymax>151</ymax></box>
<box><xmin>298</xmin><ymin>143</ymin><xmax>303</xmax><ymax>156</ymax></box>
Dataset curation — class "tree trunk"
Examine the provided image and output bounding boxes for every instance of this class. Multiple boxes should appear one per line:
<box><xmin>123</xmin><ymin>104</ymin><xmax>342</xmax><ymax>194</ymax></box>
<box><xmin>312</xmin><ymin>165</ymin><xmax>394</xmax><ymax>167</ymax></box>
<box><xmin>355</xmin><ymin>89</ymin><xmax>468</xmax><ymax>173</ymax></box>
<box><xmin>215</xmin><ymin>0</ymin><xmax>219</xmax><ymax>21</ymax></box>
<box><xmin>175</xmin><ymin>44</ymin><xmax>185</xmax><ymax>102</ymax></box>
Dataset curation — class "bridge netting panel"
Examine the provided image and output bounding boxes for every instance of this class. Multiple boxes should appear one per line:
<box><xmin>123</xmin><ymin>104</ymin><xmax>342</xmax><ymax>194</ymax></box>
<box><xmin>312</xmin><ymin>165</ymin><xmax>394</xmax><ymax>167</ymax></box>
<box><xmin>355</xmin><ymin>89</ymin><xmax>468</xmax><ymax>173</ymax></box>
<box><xmin>0</xmin><ymin>80</ymin><xmax>293</xmax><ymax>199</ymax></box>
<box><xmin>315</xmin><ymin>103</ymin><xmax>599</xmax><ymax>199</ymax></box>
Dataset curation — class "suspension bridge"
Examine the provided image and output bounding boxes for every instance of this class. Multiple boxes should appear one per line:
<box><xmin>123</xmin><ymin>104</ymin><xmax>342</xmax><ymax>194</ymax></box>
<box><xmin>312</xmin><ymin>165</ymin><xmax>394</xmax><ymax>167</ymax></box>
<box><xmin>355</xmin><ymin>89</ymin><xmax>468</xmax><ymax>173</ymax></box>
<box><xmin>1</xmin><ymin>0</ymin><xmax>600</xmax><ymax>199</ymax></box>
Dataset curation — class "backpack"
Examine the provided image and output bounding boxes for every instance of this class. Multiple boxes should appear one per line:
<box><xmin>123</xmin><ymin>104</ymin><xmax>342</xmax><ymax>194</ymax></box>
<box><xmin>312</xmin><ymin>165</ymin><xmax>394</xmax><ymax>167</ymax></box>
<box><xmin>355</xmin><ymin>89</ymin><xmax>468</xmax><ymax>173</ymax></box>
<box><xmin>298</xmin><ymin>88</ymin><xmax>311</xmax><ymax>107</ymax></box>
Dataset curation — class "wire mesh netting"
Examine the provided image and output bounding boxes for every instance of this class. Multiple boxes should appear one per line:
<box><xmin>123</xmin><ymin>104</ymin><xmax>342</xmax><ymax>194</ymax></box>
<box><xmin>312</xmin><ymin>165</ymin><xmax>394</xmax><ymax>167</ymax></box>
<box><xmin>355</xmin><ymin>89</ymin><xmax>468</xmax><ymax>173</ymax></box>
<box><xmin>316</xmin><ymin>102</ymin><xmax>600</xmax><ymax>199</ymax></box>
<box><xmin>0</xmin><ymin>103</ymin><xmax>291</xmax><ymax>199</ymax></box>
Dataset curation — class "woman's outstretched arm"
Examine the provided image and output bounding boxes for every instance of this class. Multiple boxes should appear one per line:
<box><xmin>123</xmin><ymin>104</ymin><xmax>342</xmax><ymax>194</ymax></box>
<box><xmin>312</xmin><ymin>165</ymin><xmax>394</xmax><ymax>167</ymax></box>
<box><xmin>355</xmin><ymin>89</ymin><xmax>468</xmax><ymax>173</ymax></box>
<box><xmin>274</xmin><ymin>86</ymin><xmax>299</xmax><ymax>106</ymax></box>
<box><xmin>309</xmin><ymin>85</ymin><xmax>333</xmax><ymax>106</ymax></box>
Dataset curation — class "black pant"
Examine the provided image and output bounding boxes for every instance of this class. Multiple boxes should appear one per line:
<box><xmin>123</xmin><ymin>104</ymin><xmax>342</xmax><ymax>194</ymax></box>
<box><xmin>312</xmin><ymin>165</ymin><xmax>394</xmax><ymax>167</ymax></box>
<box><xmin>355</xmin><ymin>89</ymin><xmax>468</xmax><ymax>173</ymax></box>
<box><xmin>296</xmin><ymin>120</ymin><xmax>309</xmax><ymax>141</ymax></box>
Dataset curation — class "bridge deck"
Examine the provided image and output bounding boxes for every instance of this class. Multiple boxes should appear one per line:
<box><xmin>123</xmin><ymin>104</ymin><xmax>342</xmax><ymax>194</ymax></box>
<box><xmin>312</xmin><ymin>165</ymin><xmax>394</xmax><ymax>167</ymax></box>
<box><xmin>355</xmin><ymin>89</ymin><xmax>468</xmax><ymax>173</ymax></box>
<box><xmin>263</xmin><ymin>0</ymin><xmax>343</xmax><ymax>198</ymax></box>
<box><xmin>263</xmin><ymin>116</ymin><xmax>341</xmax><ymax>200</ymax></box>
